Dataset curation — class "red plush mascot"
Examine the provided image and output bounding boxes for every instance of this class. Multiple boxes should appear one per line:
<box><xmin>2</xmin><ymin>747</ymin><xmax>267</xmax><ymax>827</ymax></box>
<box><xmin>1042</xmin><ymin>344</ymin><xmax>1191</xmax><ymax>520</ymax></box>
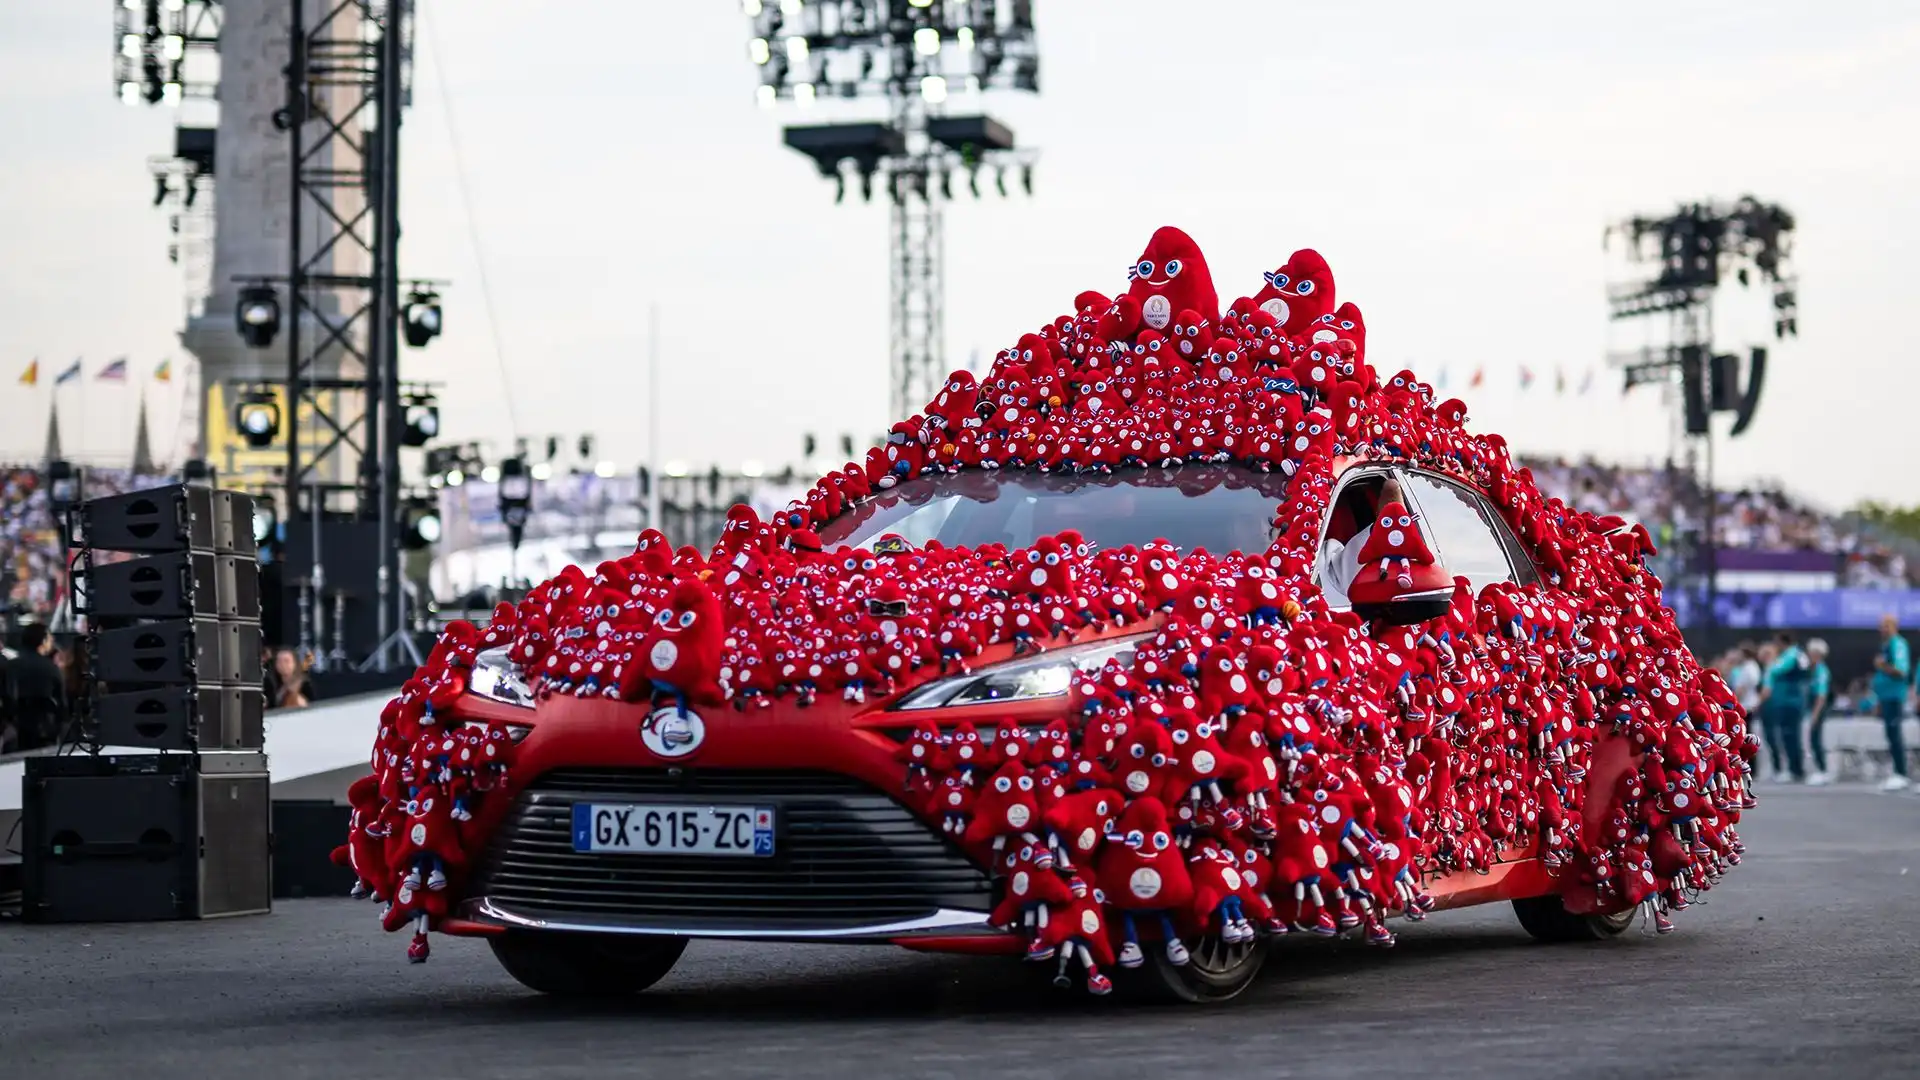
<box><xmin>1126</xmin><ymin>226</ymin><xmax>1219</xmax><ymax>333</ymax></box>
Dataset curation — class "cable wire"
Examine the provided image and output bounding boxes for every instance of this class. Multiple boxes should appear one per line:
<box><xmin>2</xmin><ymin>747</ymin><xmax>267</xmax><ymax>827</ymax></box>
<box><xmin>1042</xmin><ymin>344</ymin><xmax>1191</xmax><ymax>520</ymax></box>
<box><xmin>417</xmin><ymin>0</ymin><xmax>522</xmax><ymax>439</ymax></box>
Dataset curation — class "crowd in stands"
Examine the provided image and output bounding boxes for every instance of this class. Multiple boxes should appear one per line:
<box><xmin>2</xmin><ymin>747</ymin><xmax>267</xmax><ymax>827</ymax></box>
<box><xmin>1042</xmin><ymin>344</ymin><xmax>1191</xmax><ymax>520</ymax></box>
<box><xmin>1517</xmin><ymin>455</ymin><xmax>1917</xmax><ymax>589</ymax></box>
<box><xmin>2</xmin><ymin>465</ymin><xmax>174</xmax><ymax>622</ymax></box>
<box><xmin>2</xmin><ymin>458</ymin><xmax>1916</xmax><ymax>627</ymax></box>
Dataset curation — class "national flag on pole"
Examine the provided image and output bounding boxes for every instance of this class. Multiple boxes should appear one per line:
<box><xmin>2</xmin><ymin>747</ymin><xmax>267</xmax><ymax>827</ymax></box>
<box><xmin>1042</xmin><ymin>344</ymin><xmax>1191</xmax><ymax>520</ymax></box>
<box><xmin>18</xmin><ymin>359</ymin><xmax>37</xmax><ymax>386</ymax></box>
<box><xmin>96</xmin><ymin>358</ymin><xmax>129</xmax><ymax>382</ymax></box>
<box><xmin>54</xmin><ymin>358</ymin><xmax>82</xmax><ymax>385</ymax></box>
<box><xmin>1577</xmin><ymin>369</ymin><xmax>1594</xmax><ymax>395</ymax></box>
<box><xmin>153</xmin><ymin>359</ymin><xmax>173</xmax><ymax>383</ymax></box>
<box><xmin>1518</xmin><ymin>366</ymin><xmax>1535</xmax><ymax>391</ymax></box>
<box><xmin>1469</xmin><ymin>367</ymin><xmax>1484</xmax><ymax>389</ymax></box>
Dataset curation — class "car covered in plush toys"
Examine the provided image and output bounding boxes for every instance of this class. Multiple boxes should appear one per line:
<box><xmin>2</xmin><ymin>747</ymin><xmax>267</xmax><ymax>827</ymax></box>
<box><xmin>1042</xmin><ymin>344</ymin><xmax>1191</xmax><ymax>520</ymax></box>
<box><xmin>339</xmin><ymin>227</ymin><xmax>1755</xmax><ymax>1003</ymax></box>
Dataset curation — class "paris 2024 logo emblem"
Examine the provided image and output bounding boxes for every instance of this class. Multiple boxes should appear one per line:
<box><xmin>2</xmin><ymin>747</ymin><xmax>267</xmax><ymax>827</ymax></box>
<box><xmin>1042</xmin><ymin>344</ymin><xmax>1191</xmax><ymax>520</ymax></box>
<box><xmin>642</xmin><ymin>708</ymin><xmax>705</xmax><ymax>758</ymax></box>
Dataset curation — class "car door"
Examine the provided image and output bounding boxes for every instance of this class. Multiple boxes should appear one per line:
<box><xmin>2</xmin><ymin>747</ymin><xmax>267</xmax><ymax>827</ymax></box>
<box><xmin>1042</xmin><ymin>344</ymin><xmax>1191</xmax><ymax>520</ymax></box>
<box><xmin>1397</xmin><ymin>470</ymin><xmax>1537</xmax><ymax>592</ymax></box>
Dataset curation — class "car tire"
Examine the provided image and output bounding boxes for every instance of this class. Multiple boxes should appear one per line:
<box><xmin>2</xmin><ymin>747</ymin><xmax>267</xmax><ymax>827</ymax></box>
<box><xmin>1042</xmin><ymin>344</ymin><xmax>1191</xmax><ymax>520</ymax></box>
<box><xmin>1127</xmin><ymin>934</ymin><xmax>1267</xmax><ymax>1004</ymax></box>
<box><xmin>489</xmin><ymin>933</ymin><xmax>689</xmax><ymax>997</ymax></box>
<box><xmin>1512</xmin><ymin>895</ymin><xmax>1634</xmax><ymax>942</ymax></box>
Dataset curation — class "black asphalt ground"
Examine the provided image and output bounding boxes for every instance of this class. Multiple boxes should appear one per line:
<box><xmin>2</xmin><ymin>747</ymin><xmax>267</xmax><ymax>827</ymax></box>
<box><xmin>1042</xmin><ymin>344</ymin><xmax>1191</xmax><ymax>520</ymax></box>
<box><xmin>4</xmin><ymin>784</ymin><xmax>1917</xmax><ymax>1080</ymax></box>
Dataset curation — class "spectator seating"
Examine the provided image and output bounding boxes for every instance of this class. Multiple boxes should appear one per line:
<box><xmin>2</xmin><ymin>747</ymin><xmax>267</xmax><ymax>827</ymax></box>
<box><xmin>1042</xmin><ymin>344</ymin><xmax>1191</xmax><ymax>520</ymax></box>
<box><xmin>1519</xmin><ymin>455</ymin><xmax>1915</xmax><ymax>590</ymax></box>
<box><xmin>1</xmin><ymin>465</ymin><xmax>175</xmax><ymax>620</ymax></box>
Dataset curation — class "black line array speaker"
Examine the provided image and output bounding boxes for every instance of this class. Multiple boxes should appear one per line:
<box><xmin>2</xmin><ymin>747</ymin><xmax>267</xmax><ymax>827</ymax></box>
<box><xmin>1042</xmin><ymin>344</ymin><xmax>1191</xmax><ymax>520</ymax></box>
<box><xmin>1680</xmin><ymin>345</ymin><xmax>1710</xmax><ymax>436</ymax></box>
<box><xmin>93</xmin><ymin>685</ymin><xmax>265</xmax><ymax>751</ymax></box>
<box><xmin>80</xmin><ymin>485</ymin><xmax>218</xmax><ymax>553</ymax></box>
<box><xmin>87</xmin><ymin>551</ymin><xmax>261</xmax><ymax>621</ymax></box>
<box><xmin>21</xmin><ymin>752</ymin><xmax>272</xmax><ymax>922</ymax></box>
<box><xmin>94</xmin><ymin>618</ymin><xmax>262</xmax><ymax>687</ymax></box>
<box><xmin>78</xmin><ymin>484</ymin><xmax>264</xmax><ymax>753</ymax></box>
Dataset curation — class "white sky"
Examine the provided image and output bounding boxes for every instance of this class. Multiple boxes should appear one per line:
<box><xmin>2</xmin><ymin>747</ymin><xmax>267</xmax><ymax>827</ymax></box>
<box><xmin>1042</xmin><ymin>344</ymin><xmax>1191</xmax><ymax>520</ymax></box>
<box><xmin>2</xmin><ymin>1</ymin><xmax>1916</xmax><ymax>508</ymax></box>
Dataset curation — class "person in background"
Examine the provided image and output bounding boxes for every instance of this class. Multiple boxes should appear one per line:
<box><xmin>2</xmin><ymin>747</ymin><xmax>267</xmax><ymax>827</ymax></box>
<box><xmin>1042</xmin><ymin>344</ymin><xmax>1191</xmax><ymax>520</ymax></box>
<box><xmin>1728</xmin><ymin>643</ymin><xmax>1764</xmax><ymax>724</ymax></box>
<box><xmin>0</xmin><ymin>637</ymin><xmax>16</xmax><ymax>753</ymax></box>
<box><xmin>264</xmin><ymin>647</ymin><xmax>313</xmax><ymax>710</ymax></box>
<box><xmin>1870</xmin><ymin>614</ymin><xmax>1911</xmax><ymax>792</ymax></box>
<box><xmin>1803</xmin><ymin>638</ymin><xmax>1833</xmax><ymax>786</ymax></box>
<box><xmin>1757</xmin><ymin>630</ymin><xmax>1809</xmax><ymax>783</ymax></box>
<box><xmin>7</xmin><ymin>624</ymin><xmax>67</xmax><ymax>750</ymax></box>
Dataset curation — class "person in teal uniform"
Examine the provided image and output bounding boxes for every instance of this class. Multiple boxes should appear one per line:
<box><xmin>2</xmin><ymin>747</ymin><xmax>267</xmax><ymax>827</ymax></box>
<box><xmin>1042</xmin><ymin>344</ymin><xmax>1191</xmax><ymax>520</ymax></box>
<box><xmin>1803</xmin><ymin>638</ymin><xmax>1833</xmax><ymax>785</ymax></box>
<box><xmin>1871</xmin><ymin>614</ymin><xmax>1911</xmax><ymax>792</ymax></box>
<box><xmin>1758</xmin><ymin>631</ymin><xmax>1810</xmax><ymax>783</ymax></box>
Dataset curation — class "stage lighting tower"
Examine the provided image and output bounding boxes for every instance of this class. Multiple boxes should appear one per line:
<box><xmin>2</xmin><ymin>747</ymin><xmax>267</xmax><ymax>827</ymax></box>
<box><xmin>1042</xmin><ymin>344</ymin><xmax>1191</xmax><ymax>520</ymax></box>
<box><xmin>743</xmin><ymin>0</ymin><xmax>1043</xmax><ymax>421</ymax></box>
<box><xmin>1603</xmin><ymin>194</ymin><xmax>1798</xmax><ymax>633</ymax></box>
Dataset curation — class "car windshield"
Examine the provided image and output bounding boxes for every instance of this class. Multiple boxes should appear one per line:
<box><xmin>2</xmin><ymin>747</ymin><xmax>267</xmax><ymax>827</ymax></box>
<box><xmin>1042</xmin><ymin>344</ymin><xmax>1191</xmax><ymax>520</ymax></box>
<box><xmin>819</xmin><ymin>466</ymin><xmax>1289</xmax><ymax>555</ymax></box>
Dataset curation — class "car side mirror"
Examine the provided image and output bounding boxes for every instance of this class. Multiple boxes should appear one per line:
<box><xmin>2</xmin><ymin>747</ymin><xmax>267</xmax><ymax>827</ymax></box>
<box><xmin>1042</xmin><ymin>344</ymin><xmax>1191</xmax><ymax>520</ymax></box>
<box><xmin>1353</xmin><ymin>586</ymin><xmax>1453</xmax><ymax>627</ymax></box>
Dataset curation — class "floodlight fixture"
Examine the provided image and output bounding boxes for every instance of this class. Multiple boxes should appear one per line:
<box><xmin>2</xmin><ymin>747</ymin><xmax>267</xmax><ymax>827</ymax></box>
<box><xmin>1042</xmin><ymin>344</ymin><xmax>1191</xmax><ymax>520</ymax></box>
<box><xmin>236</xmin><ymin>283</ymin><xmax>281</xmax><ymax>348</ymax></box>
<box><xmin>402</xmin><ymin>288</ymin><xmax>443</xmax><ymax>347</ymax></box>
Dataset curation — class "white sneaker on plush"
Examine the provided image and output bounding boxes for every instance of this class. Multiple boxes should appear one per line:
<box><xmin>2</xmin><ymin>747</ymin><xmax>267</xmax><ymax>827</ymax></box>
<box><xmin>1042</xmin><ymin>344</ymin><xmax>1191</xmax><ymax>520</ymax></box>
<box><xmin>1804</xmin><ymin>772</ymin><xmax>1832</xmax><ymax>787</ymax></box>
<box><xmin>1880</xmin><ymin>775</ymin><xmax>1911</xmax><ymax>793</ymax></box>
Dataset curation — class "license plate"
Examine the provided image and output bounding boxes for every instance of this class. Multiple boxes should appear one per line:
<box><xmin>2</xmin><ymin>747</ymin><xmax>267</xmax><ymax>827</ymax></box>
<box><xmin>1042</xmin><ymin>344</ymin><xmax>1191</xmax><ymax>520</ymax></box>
<box><xmin>571</xmin><ymin>803</ymin><xmax>776</xmax><ymax>857</ymax></box>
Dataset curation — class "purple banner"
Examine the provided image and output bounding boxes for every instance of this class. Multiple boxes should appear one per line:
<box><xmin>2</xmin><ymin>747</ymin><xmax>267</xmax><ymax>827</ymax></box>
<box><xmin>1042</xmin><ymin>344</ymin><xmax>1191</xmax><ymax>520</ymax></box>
<box><xmin>1669</xmin><ymin>588</ymin><xmax>1920</xmax><ymax>629</ymax></box>
<box><xmin>1702</xmin><ymin>547</ymin><xmax>1841</xmax><ymax>574</ymax></box>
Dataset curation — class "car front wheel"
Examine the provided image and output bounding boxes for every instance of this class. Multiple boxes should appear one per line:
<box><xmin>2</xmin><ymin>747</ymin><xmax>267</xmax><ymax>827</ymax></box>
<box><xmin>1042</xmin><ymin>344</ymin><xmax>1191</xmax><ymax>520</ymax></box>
<box><xmin>489</xmin><ymin>933</ymin><xmax>689</xmax><ymax>997</ymax></box>
<box><xmin>1512</xmin><ymin>894</ymin><xmax>1634</xmax><ymax>942</ymax></box>
<box><xmin>1131</xmin><ymin>933</ymin><xmax>1267</xmax><ymax>1003</ymax></box>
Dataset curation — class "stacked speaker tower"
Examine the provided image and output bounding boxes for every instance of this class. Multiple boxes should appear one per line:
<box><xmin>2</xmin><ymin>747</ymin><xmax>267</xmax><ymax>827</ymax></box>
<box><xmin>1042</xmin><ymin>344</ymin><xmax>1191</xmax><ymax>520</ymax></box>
<box><xmin>20</xmin><ymin>485</ymin><xmax>273</xmax><ymax>922</ymax></box>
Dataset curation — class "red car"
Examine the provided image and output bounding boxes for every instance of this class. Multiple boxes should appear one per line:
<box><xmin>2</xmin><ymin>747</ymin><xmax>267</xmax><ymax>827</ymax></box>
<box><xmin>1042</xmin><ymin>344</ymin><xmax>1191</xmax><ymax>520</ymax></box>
<box><xmin>359</xmin><ymin>232</ymin><xmax>1750</xmax><ymax>1004</ymax></box>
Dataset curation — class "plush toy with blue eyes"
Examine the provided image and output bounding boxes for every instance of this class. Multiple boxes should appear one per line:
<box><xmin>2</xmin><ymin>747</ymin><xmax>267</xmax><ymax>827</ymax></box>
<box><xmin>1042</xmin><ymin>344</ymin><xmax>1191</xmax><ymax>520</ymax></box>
<box><xmin>1125</xmin><ymin>225</ymin><xmax>1220</xmax><ymax>333</ymax></box>
<box><xmin>1356</xmin><ymin>500</ymin><xmax>1440</xmax><ymax>593</ymax></box>
<box><xmin>1168</xmin><ymin>307</ymin><xmax>1214</xmax><ymax>360</ymax></box>
<box><xmin>1255</xmin><ymin>247</ymin><xmax>1338</xmax><ymax>335</ymax></box>
<box><xmin>1312</xmin><ymin>299</ymin><xmax>1369</xmax><ymax>363</ymax></box>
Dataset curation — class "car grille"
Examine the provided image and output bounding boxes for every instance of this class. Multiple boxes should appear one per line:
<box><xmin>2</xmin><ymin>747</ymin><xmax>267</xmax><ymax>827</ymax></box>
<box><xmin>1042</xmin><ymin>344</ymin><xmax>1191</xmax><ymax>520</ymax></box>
<box><xmin>470</xmin><ymin>767</ymin><xmax>994</xmax><ymax>932</ymax></box>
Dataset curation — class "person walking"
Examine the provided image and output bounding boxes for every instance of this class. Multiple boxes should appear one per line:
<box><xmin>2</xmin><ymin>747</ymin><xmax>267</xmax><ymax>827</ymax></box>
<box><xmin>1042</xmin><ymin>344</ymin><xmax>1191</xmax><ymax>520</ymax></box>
<box><xmin>1729</xmin><ymin>643</ymin><xmax>1764</xmax><ymax>719</ymax></box>
<box><xmin>1804</xmin><ymin>638</ymin><xmax>1833</xmax><ymax>785</ymax></box>
<box><xmin>1757</xmin><ymin>631</ymin><xmax>1810</xmax><ymax>783</ymax></box>
<box><xmin>1870</xmin><ymin>614</ymin><xmax>1912</xmax><ymax>792</ymax></box>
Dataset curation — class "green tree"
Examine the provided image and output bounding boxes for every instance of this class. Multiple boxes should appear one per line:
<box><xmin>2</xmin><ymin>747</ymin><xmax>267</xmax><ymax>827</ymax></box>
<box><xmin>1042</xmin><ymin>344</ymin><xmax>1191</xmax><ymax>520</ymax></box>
<box><xmin>1853</xmin><ymin>502</ymin><xmax>1920</xmax><ymax>545</ymax></box>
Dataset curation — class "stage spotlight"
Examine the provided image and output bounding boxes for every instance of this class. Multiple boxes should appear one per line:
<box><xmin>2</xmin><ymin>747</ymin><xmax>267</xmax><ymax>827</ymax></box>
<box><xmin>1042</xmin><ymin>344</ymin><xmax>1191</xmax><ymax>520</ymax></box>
<box><xmin>577</xmin><ymin>434</ymin><xmax>594</xmax><ymax>460</ymax></box>
<box><xmin>235</xmin><ymin>392</ymin><xmax>281</xmax><ymax>449</ymax></box>
<box><xmin>402</xmin><ymin>289</ymin><xmax>443</xmax><ymax>347</ymax></box>
<box><xmin>403</xmin><ymin>498</ymin><xmax>442</xmax><ymax>549</ymax></box>
<box><xmin>402</xmin><ymin>402</ymin><xmax>440</xmax><ymax>447</ymax></box>
<box><xmin>236</xmin><ymin>284</ymin><xmax>281</xmax><ymax>348</ymax></box>
<box><xmin>497</xmin><ymin>456</ymin><xmax>532</xmax><ymax>548</ymax></box>
<box><xmin>46</xmin><ymin>460</ymin><xmax>81</xmax><ymax>518</ymax></box>
<box><xmin>153</xmin><ymin>174</ymin><xmax>170</xmax><ymax>206</ymax></box>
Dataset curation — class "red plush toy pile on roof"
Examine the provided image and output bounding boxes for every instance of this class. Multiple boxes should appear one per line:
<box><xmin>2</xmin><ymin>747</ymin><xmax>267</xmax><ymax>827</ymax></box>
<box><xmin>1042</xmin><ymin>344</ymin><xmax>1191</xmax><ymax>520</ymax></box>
<box><xmin>351</xmin><ymin>228</ymin><xmax>1754</xmax><ymax>982</ymax></box>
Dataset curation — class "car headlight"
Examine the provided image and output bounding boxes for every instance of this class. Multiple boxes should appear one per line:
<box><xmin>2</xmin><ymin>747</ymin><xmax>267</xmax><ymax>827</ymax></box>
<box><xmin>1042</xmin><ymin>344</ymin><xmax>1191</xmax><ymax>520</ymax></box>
<box><xmin>469</xmin><ymin>646</ymin><xmax>533</xmax><ymax>708</ymax></box>
<box><xmin>892</xmin><ymin>633</ymin><xmax>1151</xmax><ymax>710</ymax></box>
